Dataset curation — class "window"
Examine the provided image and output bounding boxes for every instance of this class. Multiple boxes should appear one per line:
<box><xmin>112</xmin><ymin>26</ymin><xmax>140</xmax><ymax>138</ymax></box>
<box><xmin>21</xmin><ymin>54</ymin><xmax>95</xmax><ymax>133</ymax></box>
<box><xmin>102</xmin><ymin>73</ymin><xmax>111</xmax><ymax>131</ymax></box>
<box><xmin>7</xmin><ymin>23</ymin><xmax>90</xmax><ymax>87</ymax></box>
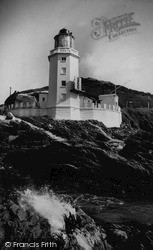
<box><xmin>42</xmin><ymin>97</ymin><xmax>45</xmax><ymax>102</ymax></box>
<box><xmin>61</xmin><ymin>67</ymin><xmax>66</xmax><ymax>74</ymax></box>
<box><xmin>61</xmin><ymin>94</ymin><xmax>66</xmax><ymax>101</ymax></box>
<box><xmin>61</xmin><ymin>81</ymin><xmax>66</xmax><ymax>87</ymax></box>
<box><xmin>61</xmin><ymin>57</ymin><xmax>66</xmax><ymax>62</ymax></box>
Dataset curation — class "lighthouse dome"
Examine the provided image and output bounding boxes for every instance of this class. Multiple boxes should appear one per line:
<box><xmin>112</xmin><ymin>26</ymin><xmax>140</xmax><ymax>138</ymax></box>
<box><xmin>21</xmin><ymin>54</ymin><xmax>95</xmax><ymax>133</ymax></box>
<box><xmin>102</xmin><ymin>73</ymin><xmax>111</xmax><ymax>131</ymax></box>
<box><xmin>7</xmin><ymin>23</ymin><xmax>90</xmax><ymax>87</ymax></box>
<box><xmin>54</xmin><ymin>28</ymin><xmax>75</xmax><ymax>48</ymax></box>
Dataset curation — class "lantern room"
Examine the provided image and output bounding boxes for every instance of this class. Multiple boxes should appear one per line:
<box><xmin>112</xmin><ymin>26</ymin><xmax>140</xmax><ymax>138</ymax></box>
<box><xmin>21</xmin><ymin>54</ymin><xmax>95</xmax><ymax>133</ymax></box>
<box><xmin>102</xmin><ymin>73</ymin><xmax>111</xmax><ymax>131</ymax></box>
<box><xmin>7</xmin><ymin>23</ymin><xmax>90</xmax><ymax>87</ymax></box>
<box><xmin>54</xmin><ymin>28</ymin><xmax>75</xmax><ymax>48</ymax></box>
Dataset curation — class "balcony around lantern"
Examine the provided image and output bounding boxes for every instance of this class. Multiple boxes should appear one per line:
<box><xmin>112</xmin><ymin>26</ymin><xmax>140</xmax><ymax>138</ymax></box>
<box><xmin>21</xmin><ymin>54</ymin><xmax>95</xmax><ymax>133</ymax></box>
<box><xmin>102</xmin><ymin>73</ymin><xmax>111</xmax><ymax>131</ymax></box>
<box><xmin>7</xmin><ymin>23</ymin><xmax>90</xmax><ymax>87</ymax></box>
<box><xmin>50</xmin><ymin>47</ymin><xmax>79</xmax><ymax>56</ymax></box>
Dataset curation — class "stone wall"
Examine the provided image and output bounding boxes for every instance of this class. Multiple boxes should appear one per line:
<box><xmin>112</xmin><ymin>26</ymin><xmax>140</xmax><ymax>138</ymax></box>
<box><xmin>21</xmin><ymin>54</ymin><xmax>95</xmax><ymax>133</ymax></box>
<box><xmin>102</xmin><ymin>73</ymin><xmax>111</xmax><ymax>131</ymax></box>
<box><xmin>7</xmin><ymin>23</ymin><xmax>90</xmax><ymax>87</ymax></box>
<box><xmin>11</xmin><ymin>106</ymin><xmax>122</xmax><ymax>127</ymax></box>
<box><xmin>47</xmin><ymin>106</ymin><xmax>80</xmax><ymax>120</ymax></box>
<box><xmin>11</xmin><ymin>108</ymin><xmax>47</xmax><ymax>117</ymax></box>
<box><xmin>47</xmin><ymin>107</ymin><xmax>71</xmax><ymax>119</ymax></box>
<box><xmin>80</xmin><ymin>108</ymin><xmax>122</xmax><ymax>128</ymax></box>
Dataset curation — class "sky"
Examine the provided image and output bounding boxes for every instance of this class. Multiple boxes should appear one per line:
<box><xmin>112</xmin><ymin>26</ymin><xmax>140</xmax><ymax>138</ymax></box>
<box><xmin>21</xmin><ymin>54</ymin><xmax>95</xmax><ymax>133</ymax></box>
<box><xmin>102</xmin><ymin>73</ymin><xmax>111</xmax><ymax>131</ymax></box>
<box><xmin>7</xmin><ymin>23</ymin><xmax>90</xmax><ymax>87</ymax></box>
<box><xmin>0</xmin><ymin>0</ymin><xmax>153</xmax><ymax>104</ymax></box>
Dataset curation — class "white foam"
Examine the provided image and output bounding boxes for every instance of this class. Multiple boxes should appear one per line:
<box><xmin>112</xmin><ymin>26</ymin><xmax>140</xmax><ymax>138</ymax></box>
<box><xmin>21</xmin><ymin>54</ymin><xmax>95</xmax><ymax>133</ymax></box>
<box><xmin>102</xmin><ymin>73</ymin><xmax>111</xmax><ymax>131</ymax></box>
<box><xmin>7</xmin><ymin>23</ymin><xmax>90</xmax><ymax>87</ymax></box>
<box><xmin>0</xmin><ymin>115</ymin><xmax>6</xmax><ymax>120</ymax></box>
<box><xmin>19</xmin><ymin>189</ymin><xmax>76</xmax><ymax>235</ymax></box>
<box><xmin>75</xmin><ymin>232</ymin><xmax>92</xmax><ymax>250</ymax></box>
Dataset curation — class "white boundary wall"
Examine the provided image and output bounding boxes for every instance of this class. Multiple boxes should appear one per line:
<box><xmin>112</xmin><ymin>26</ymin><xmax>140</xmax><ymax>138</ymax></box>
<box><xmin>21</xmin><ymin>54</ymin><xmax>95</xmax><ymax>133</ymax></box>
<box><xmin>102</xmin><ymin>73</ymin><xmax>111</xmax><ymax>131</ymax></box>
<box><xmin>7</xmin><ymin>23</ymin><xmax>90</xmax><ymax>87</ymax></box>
<box><xmin>11</xmin><ymin>106</ymin><xmax>122</xmax><ymax>128</ymax></box>
<box><xmin>11</xmin><ymin>108</ymin><xmax>47</xmax><ymax>117</ymax></box>
<box><xmin>80</xmin><ymin>108</ymin><xmax>122</xmax><ymax>127</ymax></box>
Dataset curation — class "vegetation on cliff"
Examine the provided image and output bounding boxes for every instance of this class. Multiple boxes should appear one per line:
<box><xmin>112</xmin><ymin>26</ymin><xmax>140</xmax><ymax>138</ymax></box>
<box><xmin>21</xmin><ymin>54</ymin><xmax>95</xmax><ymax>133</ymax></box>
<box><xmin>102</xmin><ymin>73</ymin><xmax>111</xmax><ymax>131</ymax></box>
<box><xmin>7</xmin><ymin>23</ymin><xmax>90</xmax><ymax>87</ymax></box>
<box><xmin>4</xmin><ymin>77</ymin><xmax>153</xmax><ymax>109</ymax></box>
<box><xmin>1</xmin><ymin>76</ymin><xmax>153</xmax><ymax>249</ymax></box>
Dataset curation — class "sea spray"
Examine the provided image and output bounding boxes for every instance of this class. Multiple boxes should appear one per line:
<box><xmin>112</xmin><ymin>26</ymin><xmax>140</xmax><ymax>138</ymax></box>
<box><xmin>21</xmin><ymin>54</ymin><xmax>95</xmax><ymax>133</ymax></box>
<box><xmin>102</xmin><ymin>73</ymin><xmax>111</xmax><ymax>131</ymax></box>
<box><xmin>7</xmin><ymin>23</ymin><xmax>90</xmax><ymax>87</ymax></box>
<box><xmin>17</xmin><ymin>188</ymin><xmax>102</xmax><ymax>249</ymax></box>
<box><xmin>18</xmin><ymin>188</ymin><xmax>76</xmax><ymax>235</ymax></box>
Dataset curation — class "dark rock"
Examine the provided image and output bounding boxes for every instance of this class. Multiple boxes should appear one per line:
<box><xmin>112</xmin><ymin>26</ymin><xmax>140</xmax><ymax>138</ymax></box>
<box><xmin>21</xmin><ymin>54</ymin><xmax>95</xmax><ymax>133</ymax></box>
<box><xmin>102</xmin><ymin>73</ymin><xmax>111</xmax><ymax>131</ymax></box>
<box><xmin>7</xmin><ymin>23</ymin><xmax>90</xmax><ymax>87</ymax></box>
<box><xmin>1</xmin><ymin>114</ymin><xmax>153</xmax><ymax>248</ymax></box>
<box><xmin>5</xmin><ymin>112</ymin><xmax>14</xmax><ymax>120</ymax></box>
<box><xmin>17</xmin><ymin>209</ymin><xmax>27</xmax><ymax>221</ymax></box>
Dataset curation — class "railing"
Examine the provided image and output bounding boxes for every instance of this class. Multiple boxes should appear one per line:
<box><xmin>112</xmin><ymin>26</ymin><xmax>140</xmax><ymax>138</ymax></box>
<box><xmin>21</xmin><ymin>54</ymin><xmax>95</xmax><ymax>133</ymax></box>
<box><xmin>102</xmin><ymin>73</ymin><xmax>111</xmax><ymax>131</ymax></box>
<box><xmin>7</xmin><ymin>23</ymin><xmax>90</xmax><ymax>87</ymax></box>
<box><xmin>81</xmin><ymin>102</ymin><xmax>121</xmax><ymax>112</ymax></box>
<box><xmin>50</xmin><ymin>47</ymin><xmax>79</xmax><ymax>56</ymax></box>
<box><xmin>11</xmin><ymin>101</ymin><xmax>121</xmax><ymax>112</ymax></box>
<box><xmin>12</xmin><ymin>101</ymin><xmax>48</xmax><ymax>110</ymax></box>
<box><xmin>12</xmin><ymin>102</ymin><xmax>36</xmax><ymax>109</ymax></box>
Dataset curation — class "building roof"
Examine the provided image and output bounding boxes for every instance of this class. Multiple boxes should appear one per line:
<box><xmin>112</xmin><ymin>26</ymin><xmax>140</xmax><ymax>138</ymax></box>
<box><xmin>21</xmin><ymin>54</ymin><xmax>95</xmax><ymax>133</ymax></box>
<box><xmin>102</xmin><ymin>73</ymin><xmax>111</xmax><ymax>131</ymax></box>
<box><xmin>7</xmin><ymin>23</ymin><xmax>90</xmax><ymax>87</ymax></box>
<box><xmin>54</xmin><ymin>28</ymin><xmax>74</xmax><ymax>40</ymax></box>
<box><xmin>37</xmin><ymin>91</ymin><xmax>48</xmax><ymax>94</ymax></box>
<box><xmin>70</xmin><ymin>89</ymin><xmax>97</xmax><ymax>101</ymax></box>
<box><xmin>99</xmin><ymin>94</ymin><xmax>118</xmax><ymax>97</ymax></box>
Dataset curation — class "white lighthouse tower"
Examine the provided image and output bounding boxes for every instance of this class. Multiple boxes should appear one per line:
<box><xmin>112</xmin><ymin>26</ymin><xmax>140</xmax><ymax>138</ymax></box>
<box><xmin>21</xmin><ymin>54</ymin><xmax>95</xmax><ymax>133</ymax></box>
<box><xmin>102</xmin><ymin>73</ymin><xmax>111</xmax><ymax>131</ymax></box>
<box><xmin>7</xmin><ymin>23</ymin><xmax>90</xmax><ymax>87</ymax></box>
<box><xmin>47</xmin><ymin>28</ymin><xmax>81</xmax><ymax>119</ymax></box>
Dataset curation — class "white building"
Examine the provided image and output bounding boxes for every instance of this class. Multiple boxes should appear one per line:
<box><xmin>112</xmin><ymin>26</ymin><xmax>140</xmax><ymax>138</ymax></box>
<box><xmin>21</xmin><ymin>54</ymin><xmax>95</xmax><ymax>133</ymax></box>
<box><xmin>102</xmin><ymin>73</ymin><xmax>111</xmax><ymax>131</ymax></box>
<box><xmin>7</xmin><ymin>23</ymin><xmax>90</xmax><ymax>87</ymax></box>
<box><xmin>6</xmin><ymin>28</ymin><xmax>122</xmax><ymax>128</ymax></box>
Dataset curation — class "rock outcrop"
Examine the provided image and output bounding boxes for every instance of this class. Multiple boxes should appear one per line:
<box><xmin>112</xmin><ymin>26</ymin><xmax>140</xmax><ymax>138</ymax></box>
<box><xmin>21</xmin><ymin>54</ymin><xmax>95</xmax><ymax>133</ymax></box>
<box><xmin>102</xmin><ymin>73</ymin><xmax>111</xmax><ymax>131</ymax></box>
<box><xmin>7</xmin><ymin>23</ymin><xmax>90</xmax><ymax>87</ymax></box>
<box><xmin>1</xmin><ymin>113</ymin><xmax>153</xmax><ymax>249</ymax></box>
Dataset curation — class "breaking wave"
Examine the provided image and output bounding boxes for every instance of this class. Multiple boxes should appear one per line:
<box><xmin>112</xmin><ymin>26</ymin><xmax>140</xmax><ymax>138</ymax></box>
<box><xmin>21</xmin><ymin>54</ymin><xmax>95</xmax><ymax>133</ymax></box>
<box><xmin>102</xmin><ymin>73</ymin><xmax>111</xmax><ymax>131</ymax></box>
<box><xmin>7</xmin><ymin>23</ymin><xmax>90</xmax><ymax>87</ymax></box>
<box><xmin>18</xmin><ymin>188</ymin><xmax>76</xmax><ymax>235</ymax></box>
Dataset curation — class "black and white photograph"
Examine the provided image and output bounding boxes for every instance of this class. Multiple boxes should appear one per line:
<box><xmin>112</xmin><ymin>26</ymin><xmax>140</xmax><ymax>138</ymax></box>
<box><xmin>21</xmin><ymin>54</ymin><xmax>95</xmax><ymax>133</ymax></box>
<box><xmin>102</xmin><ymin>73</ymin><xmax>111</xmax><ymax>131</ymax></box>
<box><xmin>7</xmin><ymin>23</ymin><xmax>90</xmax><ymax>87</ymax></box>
<box><xmin>0</xmin><ymin>0</ymin><xmax>153</xmax><ymax>249</ymax></box>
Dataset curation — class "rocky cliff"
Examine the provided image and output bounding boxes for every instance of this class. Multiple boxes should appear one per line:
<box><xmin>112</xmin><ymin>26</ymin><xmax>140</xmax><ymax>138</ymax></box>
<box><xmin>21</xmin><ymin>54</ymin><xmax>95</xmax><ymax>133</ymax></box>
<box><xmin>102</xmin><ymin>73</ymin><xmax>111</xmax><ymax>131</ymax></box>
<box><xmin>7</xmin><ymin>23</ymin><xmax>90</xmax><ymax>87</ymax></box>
<box><xmin>0</xmin><ymin>111</ymin><xmax>153</xmax><ymax>249</ymax></box>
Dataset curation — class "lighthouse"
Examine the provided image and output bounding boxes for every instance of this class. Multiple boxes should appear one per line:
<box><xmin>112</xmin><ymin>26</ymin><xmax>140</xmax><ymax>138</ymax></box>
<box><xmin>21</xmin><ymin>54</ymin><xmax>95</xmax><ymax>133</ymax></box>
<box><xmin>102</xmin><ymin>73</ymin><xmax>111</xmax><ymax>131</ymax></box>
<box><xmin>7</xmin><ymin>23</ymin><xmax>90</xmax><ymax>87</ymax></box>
<box><xmin>7</xmin><ymin>28</ymin><xmax>122</xmax><ymax>127</ymax></box>
<box><xmin>47</xmin><ymin>28</ymin><xmax>81</xmax><ymax>119</ymax></box>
